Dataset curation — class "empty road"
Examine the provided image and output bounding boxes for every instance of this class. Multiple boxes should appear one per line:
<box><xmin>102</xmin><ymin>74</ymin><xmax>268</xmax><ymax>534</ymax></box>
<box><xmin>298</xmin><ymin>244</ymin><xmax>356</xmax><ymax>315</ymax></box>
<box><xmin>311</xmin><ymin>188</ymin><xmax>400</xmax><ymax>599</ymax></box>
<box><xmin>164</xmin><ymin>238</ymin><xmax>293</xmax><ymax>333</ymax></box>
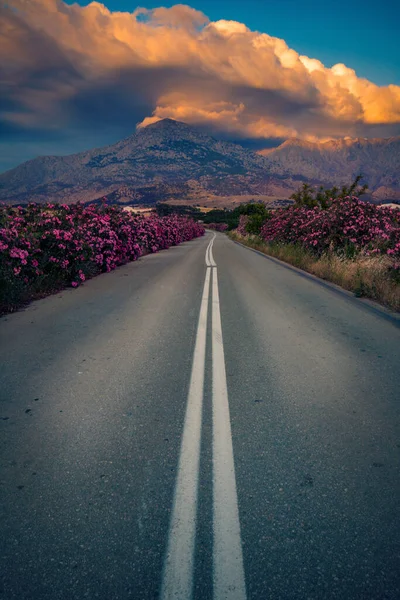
<box><xmin>1</xmin><ymin>231</ymin><xmax>399</xmax><ymax>600</ymax></box>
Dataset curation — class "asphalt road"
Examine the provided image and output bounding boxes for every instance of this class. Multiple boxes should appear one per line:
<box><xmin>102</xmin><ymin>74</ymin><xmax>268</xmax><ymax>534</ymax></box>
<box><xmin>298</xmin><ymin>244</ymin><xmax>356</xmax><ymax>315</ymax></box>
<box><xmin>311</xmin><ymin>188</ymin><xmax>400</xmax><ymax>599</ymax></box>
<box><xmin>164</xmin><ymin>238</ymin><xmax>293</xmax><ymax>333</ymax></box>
<box><xmin>1</xmin><ymin>231</ymin><xmax>399</xmax><ymax>600</ymax></box>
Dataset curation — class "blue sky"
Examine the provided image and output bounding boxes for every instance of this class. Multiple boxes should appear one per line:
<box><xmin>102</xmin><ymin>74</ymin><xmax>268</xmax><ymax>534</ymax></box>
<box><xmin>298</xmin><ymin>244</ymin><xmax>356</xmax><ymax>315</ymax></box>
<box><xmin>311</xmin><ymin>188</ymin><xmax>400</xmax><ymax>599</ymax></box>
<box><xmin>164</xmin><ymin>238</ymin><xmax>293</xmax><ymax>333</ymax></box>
<box><xmin>66</xmin><ymin>0</ymin><xmax>400</xmax><ymax>85</ymax></box>
<box><xmin>1</xmin><ymin>0</ymin><xmax>399</xmax><ymax>172</ymax></box>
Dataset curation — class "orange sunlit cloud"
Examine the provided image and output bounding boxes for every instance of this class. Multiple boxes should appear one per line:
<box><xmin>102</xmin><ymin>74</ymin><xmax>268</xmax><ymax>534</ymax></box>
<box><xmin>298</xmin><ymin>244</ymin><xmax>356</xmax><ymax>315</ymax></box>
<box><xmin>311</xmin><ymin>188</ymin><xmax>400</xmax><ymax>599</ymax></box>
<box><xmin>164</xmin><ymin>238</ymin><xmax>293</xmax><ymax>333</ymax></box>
<box><xmin>1</xmin><ymin>0</ymin><xmax>400</xmax><ymax>146</ymax></box>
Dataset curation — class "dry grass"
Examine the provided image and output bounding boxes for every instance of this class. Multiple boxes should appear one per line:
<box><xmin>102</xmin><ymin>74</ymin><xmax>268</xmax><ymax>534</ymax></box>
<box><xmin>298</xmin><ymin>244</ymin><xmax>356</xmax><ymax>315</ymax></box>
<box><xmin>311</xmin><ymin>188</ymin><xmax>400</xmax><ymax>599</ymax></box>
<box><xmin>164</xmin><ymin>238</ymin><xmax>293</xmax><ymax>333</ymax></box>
<box><xmin>229</xmin><ymin>232</ymin><xmax>400</xmax><ymax>312</ymax></box>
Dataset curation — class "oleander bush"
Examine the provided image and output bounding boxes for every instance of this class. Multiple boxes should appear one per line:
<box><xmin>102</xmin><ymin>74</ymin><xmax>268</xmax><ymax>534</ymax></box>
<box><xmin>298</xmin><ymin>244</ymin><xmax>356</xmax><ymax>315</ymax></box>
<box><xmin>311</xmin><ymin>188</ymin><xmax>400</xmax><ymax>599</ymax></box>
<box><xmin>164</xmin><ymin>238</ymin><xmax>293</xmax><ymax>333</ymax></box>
<box><xmin>0</xmin><ymin>202</ymin><xmax>204</xmax><ymax>314</ymax></box>
<box><xmin>237</xmin><ymin>215</ymin><xmax>249</xmax><ymax>236</ymax></box>
<box><xmin>231</xmin><ymin>196</ymin><xmax>400</xmax><ymax>310</ymax></box>
<box><xmin>260</xmin><ymin>197</ymin><xmax>400</xmax><ymax>258</ymax></box>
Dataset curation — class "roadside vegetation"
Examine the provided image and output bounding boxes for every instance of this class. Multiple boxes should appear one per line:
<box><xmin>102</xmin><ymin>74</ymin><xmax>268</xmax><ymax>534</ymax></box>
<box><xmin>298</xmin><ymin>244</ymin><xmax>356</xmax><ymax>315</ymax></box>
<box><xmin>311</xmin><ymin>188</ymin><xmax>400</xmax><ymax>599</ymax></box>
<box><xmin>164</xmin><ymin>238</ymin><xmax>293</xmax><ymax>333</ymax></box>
<box><xmin>155</xmin><ymin>201</ymin><xmax>271</xmax><ymax>231</ymax></box>
<box><xmin>0</xmin><ymin>202</ymin><xmax>204</xmax><ymax>315</ymax></box>
<box><xmin>205</xmin><ymin>223</ymin><xmax>228</xmax><ymax>232</ymax></box>
<box><xmin>155</xmin><ymin>203</ymin><xmax>202</xmax><ymax>218</ymax></box>
<box><xmin>228</xmin><ymin>178</ymin><xmax>400</xmax><ymax>311</ymax></box>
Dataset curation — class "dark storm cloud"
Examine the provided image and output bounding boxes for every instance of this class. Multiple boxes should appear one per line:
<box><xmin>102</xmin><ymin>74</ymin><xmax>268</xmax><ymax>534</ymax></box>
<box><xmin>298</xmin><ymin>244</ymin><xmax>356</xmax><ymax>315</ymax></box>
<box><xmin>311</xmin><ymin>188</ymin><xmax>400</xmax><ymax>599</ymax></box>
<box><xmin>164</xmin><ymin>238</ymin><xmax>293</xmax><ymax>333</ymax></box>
<box><xmin>1</xmin><ymin>0</ymin><xmax>399</xmax><ymax>171</ymax></box>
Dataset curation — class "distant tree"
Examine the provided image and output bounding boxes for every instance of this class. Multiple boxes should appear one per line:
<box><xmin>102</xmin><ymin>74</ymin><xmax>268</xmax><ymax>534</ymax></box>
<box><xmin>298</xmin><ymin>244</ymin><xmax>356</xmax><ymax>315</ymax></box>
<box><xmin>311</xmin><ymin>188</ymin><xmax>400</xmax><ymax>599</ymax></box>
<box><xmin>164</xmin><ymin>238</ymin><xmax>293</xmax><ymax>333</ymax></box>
<box><xmin>290</xmin><ymin>183</ymin><xmax>315</xmax><ymax>208</ymax></box>
<box><xmin>202</xmin><ymin>202</ymin><xmax>272</xmax><ymax>232</ymax></box>
<box><xmin>245</xmin><ymin>213</ymin><xmax>270</xmax><ymax>235</ymax></box>
<box><xmin>242</xmin><ymin>203</ymin><xmax>271</xmax><ymax>235</ymax></box>
<box><xmin>203</xmin><ymin>209</ymin><xmax>231</xmax><ymax>224</ymax></box>
<box><xmin>239</xmin><ymin>202</ymin><xmax>269</xmax><ymax>216</ymax></box>
<box><xmin>155</xmin><ymin>203</ymin><xmax>172</xmax><ymax>216</ymax></box>
<box><xmin>155</xmin><ymin>203</ymin><xmax>201</xmax><ymax>218</ymax></box>
<box><xmin>291</xmin><ymin>175</ymin><xmax>368</xmax><ymax>209</ymax></box>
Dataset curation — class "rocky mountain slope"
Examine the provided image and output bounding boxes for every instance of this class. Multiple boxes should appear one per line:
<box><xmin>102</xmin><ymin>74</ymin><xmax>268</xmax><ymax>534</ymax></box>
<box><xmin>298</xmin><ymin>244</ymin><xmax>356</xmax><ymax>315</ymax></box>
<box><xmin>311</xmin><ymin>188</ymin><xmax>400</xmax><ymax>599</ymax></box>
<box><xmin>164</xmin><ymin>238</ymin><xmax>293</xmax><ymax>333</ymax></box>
<box><xmin>260</xmin><ymin>137</ymin><xmax>400</xmax><ymax>201</ymax></box>
<box><xmin>0</xmin><ymin>119</ymin><xmax>399</xmax><ymax>205</ymax></box>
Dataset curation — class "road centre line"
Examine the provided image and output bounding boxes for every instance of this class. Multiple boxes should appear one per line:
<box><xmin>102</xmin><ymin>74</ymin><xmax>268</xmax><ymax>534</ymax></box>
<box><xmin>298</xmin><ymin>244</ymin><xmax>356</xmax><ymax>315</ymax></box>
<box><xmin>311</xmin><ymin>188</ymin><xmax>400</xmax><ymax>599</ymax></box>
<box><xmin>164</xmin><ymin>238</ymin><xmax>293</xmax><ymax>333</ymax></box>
<box><xmin>160</xmin><ymin>266</ymin><xmax>211</xmax><ymax>600</ymax></box>
<box><xmin>209</xmin><ymin>235</ymin><xmax>217</xmax><ymax>267</ymax></box>
<box><xmin>205</xmin><ymin>237</ymin><xmax>211</xmax><ymax>266</ymax></box>
<box><xmin>206</xmin><ymin>232</ymin><xmax>217</xmax><ymax>267</ymax></box>
<box><xmin>161</xmin><ymin>233</ymin><xmax>246</xmax><ymax>599</ymax></box>
<box><xmin>211</xmin><ymin>267</ymin><xmax>247</xmax><ymax>600</ymax></box>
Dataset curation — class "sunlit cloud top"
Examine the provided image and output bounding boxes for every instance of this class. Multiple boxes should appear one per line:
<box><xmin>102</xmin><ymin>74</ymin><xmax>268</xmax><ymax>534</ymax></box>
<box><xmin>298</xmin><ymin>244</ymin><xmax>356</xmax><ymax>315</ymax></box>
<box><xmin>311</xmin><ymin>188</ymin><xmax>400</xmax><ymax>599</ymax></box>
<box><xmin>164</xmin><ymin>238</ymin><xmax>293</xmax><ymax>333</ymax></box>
<box><xmin>1</xmin><ymin>0</ymin><xmax>400</xmax><ymax>170</ymax></box>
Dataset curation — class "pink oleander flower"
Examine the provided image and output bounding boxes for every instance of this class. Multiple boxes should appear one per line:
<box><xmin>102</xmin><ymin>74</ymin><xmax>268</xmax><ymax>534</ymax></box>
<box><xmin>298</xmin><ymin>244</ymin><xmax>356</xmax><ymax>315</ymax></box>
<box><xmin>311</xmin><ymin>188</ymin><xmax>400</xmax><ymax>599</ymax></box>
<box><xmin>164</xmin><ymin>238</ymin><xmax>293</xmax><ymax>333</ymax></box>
<box><xmin>0</xmin><ymin>202</ymin><xmax>204</xmax><ymax>306</ymax></box>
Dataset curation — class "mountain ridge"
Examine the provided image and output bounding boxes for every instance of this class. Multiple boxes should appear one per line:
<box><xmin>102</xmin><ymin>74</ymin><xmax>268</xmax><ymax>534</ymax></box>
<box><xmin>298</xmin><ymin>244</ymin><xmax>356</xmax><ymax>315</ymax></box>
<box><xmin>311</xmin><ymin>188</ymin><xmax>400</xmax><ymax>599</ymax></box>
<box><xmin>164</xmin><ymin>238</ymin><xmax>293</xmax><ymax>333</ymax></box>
<box><xmin>0</xmin><ymin>119</ymin><xmax>399</xmax><ymax>205</ymax></box>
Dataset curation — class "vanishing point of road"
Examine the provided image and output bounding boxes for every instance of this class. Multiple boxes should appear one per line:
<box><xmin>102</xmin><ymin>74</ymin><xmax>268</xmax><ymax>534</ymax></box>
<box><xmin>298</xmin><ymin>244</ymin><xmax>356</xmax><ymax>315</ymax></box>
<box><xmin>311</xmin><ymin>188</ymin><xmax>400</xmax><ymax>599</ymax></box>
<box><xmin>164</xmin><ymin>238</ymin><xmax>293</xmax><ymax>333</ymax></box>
<box><xmin>1</xmin><ymin>231</ymin><xmax>399</xmax><ymax>600</ymax></box>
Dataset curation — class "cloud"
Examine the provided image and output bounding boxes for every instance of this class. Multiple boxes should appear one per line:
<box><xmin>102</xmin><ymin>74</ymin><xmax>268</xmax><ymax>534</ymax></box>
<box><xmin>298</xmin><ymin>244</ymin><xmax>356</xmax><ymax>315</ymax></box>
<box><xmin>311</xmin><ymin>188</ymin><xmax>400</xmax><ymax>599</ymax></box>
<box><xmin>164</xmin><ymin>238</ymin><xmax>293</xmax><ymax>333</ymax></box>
<box><xmin>1</xmin><ymin>0</ymin><xmax>400</xmax><ymax>169</ymax></box>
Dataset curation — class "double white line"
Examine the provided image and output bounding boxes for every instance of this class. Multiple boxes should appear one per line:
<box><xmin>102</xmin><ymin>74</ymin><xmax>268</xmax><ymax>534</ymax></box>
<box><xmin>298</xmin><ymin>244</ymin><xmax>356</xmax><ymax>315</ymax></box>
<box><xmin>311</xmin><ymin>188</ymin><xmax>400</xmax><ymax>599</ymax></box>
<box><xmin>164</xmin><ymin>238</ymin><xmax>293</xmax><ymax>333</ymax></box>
<box><xmin>205</xmin><ymin>233</ymin><xmax>217</xmax><ymax>268</ymax></box>
<box><xmin>161</xmin><ymin>233</ymin><xmax>246</xmax><ymax>600</ymax></box>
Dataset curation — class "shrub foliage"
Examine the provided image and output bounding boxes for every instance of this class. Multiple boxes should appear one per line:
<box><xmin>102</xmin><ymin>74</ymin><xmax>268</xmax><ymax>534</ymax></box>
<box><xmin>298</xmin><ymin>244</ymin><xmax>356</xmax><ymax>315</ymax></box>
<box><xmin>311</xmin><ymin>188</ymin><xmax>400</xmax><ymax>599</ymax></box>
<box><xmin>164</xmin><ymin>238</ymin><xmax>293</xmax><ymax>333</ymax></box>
<box><xmin>260</xmin><ymin>198</ymin><xmax>400</xmax><ymax>258</ymax></box>
<box><xmin>290</xmin><ymin>175</ymin><xmax>369</xmax><ymax>209</ymax></box>
<box><xmin>0</xmin><ymin>202</ymin><xmax>204</xmax><ymax>313</ymax></box>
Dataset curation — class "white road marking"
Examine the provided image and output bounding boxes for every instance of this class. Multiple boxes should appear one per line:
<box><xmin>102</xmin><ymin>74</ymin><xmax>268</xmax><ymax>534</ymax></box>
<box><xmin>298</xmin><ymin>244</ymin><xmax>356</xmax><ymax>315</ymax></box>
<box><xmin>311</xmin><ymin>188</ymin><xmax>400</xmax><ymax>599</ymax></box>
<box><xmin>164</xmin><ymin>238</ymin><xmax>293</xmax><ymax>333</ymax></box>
<box><xmin>209</xmin><ymin>233</ymin><xmax>217</xmax><ymax>267</ymax></box>
<box><xmin>211</xmin><ymin>268</ymin><xmax>247</xmax><ymax>600</ymax></box>
<box><xmin>206</xmin><ymin>239</ymin><xmax>210</xmax><ymax>266</ymax></box>
<box><xmin>162</xmin><ymin>233</ymin><xmax>246</xmax><ymax>599</ymax></box>
<box><xmin>160</xmin><ymin>267</ymin><xmax>211</xmax><ymax>600</ymax></box>
<box><xmin>206</xmin><ymin>232</ymin><xmax>217</xmax><ymax>267</ymax></box>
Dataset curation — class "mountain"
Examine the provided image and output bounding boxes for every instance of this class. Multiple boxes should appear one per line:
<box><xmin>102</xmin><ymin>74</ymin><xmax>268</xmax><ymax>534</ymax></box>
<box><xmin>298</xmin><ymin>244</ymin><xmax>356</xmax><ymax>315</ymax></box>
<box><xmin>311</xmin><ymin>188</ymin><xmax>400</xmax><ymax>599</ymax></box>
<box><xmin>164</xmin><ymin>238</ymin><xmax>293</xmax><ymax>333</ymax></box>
<box><xmin>0</xmin><ymin>119</ymin><xmax>399</xmax><ymax>205</ymax></box>
<box><xmin>260</xmin><ymin>137</ymin><xmax>400</xmax><ymax>201</ymax></box>
<box><xmin>0</xmin><ymin>119</ymin><xmax>276</xmax><ymax>205</ymax></box>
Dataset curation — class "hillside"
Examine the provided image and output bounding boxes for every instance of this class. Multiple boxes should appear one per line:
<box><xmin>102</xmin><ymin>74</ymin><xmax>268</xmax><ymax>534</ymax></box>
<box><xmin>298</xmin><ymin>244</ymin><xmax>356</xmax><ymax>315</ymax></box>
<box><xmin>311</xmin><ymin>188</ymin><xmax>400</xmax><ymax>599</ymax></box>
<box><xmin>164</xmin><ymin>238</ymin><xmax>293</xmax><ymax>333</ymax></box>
<box><xmin>0</xmin><ymin>119</ymin><xmax>399</xmax><ymax>205</ymax></box>
<box><xmin>261</xmin><ymin>137</ymin><xmax>400</xmax><ymax>201</ymax></box>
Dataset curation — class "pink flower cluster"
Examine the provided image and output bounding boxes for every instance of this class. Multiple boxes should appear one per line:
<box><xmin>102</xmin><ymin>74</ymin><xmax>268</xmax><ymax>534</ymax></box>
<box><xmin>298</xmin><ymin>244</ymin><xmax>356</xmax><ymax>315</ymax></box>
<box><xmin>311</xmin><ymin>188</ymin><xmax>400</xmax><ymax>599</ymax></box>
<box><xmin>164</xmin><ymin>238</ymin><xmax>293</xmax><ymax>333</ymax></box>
<box><xmin>207</xmin><ymin>223</ymin><xmax>228</xmax><ymax>232</ymax></box>
<box><xmin>236</xmin><ymin>215</ymin><xmax>249</xmax><ymax>236</ymax></box>
<box><xmin>260</xmin><ymin>198</ymin><xmax>400</xmax><ymax>257</ymax></box>
<box><xmin>0</xmin><ymin>202</ymin><xmax>204</xmax><ymax>309</ymax></box>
